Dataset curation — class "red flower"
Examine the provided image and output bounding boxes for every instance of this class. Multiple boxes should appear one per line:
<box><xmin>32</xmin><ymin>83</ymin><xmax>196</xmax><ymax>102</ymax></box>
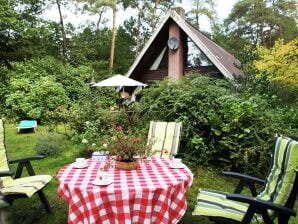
<box><xmin>116</xmin><ymin>126</ymin><xmax>123</xmax><ymax>132</ymax></box>
<box><xmin>133</xmin><ymin>137</ymin><xmax>141</xmax><ymax>143</ymax></box>
<box><xmin>117</xmin><ymin>155</ymin><xmax>122</xmax><ymax>161</ymax></box>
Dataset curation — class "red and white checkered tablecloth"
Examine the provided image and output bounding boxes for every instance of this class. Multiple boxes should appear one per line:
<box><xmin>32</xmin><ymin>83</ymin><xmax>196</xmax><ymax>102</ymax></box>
<box><xmin>57</xmin><ymin>158</ymin><xmax>193</xmax><ymax>224</ymax></box>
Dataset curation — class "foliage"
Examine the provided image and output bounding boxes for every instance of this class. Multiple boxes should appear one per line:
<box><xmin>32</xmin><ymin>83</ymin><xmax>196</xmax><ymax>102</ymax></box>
<box><xmin>134</xmin><ymin>75</ymin><xmax>297</xmax><ymax>176</ymax></box>
<box><xmin>224</xmin><ymin>0</ymin><xmax>298</xmax><ymax>48</ymax></box>
<box><xmin>187</xmin><ymin>0</ymin><xmax>217</xmax><ymax>30</ymax></box>
<box><xmin>253</xmin><ymin>38</ymin><xmax>298</xmax><ymax>91</ymax></box>
<box><xmin>5</xmin><ymin>76</ymin><xmax>69</xmax><ymax>122</ymax></box>
<box><xmin>78</xmin><ymin>120</ymin><xmax>110</xmax><ymax>155</ymax></box>
<box><xmin>3</xmin><ymin>56</ymin><xmax>97</xmax><ymax>122</ymax></box>
<box><xmin>34</xmin><ymin>132</ymin><xmax>66</xmax><ymax>156</ymax></box>
<box><xmin>68</xmin><ymin>87</ymin><xmax>119</xmax><ymax>134</ymax></box>
<box><xmin>0</xmin><ymin>0</ymin><xmax>61</xmax><ymax>65</ymax></box>
<box><xmin>108</xmin><ymin>125</ymin><xmax>147</xmax><ymax>162</ymax></box>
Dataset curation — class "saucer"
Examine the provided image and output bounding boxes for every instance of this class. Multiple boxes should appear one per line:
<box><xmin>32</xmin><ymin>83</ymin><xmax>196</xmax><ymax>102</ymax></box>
<box><xmin>72</xmin><ymin>163</ymin><xmax>88</xmax><ymax>169</ymax></box>
<box><xmin>92</xmin><ymin>177</ymin><xmax>113</xmax><ymax>186</ymax></box>
<box><xmin>169</xmin><ymin>163</ymin><xmax>185</xmax><ymax>169</ymax></box>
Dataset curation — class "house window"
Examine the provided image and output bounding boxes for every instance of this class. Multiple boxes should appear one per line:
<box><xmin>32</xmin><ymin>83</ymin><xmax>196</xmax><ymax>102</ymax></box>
<box><xmin>187</xmin><ymin>38</ymin><xmax>213</xmax><ymax>67</ymax></box>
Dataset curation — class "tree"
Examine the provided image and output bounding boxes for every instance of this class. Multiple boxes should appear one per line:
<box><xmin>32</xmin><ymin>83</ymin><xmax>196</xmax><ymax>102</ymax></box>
<box><xmin>253</xmin><ymin>38</ymin><xmax>298</xmax><ymax>89</ymax></box>
<box><xmin>151</xmin><ymin>0</ymin><xmax>172</xmax><ymax>31</ymax></box>
<box><xmin>188</xmin><ymin>0</ymin><xmax>217</xmax><ymax>30</ymax></box>
<box><xmin>121</xmin><ymin>0</ymin><xmax>145</xmax><ymax>55</ymax></box>
<box><xmin>55</xmin><ymin>0</ymin><xmax>67</xmax><ymax>63</ymax></box>
<box><xmin>225</xmin><ymin>0</ymin><xmax>298</xmax><ymax>48</ymax></box>
<box><xmin>6</xmin><ymin>76</ymin><xmax>69</xmax><ymax>121</ymax></box>
<box><xmin>77</xmin><ymin>0</ymin><xmax>117</xmax><ymax>74</ymax></box>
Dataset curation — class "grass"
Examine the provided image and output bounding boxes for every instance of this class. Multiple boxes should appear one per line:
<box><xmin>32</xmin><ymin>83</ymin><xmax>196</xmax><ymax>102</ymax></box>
<box><xmin>3</xmin><ymin>122</ymin><xmax>298</xmax><ymax>224</ymax></box>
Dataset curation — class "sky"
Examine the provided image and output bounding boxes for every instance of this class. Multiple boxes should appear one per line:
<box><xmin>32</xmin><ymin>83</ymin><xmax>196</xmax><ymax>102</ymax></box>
<box><xmin>43</xmin><ymin>0</ymin><xmax>237</xmax><ymax>32</ymax></box>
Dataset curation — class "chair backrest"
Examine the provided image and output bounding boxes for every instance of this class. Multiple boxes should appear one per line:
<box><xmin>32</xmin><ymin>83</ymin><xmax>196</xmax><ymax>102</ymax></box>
<box><xmin>0</xmin><ymin>120</ymin><xmax>13</xmax><ymax>186</ymax></box>
<box><xmin>257</xmin><ymin>135</ymin><xmax>298</xmax><ymax>210</ymax></box>
<box><xmin>147</xmin><ymin>121</ymin><xmax>182</xmax><ymax>159</ymax></box>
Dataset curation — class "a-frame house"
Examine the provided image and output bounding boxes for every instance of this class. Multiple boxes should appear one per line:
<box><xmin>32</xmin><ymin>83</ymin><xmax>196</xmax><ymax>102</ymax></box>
<box><xmin>126</xmin><ymin>7</ymin><xmax>243</xmax><ymax>85</ymax></box>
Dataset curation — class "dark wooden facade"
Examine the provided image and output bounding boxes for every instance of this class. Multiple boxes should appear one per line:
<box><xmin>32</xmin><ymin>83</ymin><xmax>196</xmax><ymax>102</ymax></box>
<box><xmin>140</xmin><ymin>66</ymin><xmax>222</xmax><ymax>83</ymax></box>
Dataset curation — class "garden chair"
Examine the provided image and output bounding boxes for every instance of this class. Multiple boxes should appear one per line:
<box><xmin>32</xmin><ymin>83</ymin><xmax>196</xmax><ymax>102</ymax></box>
<box><xmin>16</xmin><ymin>120</ymin><xmax>37</xmax><ymax>133</ymax></box>
<box><xmin>0</xmin><ymin>119</ymin><xmax>52</xmax><ymax>224</ymax></box>
<box><xmin>0</xmin><ymin>195</ymin><xmax>9</xmax><ymax>224</ymax></box>
<box><xmin>147</xmin><ymin>121</ymin><xmax>182</xmax><ymax>159</ymax></box>
<box><xmin>193</xmin><ymin>135</ymin><xmax>298</xmax><ymax>224</ymax></box>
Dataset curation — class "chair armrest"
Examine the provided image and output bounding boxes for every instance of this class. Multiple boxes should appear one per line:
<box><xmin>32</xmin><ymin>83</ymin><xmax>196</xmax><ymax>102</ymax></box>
<box><xmin>222</xmin><ymin>171</ymin><xmax>265</xmax><ymax>185</ymax></box>
<box><xmin>227</xmin><ymin>194</ymin><xmax>296</xmax><ymax>216</ymax></box>
<box><xmin>172</xmin><ymin>152</ymin><xmax>185</xmax><ymax>158</ymax></box>
<box><xmin>9</xmin><ymin>155</ymin><xmax>45</xmax><ymax>164</ymax></box>
<box><xmin>0</xmin><ymin>171</ymin><xmax>14</xmax><ymax>177</ymax></box>
<box><xmin>222</xmin><ymin>171</ymin><xmax>265</xmax><ymax>196</ymax></box>
<box><xmin>9</xmin><ymin>155</ymin><xmax>45</xmax><ymax>178</ymax></box>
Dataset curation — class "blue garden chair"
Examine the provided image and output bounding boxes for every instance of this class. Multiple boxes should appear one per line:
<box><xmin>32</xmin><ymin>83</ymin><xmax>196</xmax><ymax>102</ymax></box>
<box><xmin>16</xmin><ymin>120</ymin><xmax>37</xmax><ymax>133</ymax></box>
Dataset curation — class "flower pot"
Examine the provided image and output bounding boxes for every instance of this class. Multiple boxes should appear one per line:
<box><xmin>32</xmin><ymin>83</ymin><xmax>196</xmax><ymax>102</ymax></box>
<box><xmin>115</xmin><ymin>160</ymin><xmax>138</xmax><ymax>170</ymax></box>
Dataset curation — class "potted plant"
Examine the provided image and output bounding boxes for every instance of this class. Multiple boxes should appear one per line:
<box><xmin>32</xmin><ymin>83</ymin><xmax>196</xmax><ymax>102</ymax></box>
<box><xmin>108</xmin><ymin>125</ymin><xmax>147</xmax><ymax>170</ymax></box>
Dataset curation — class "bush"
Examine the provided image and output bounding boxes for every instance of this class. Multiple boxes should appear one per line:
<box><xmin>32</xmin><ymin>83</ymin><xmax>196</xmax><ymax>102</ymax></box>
<box><xmin>133</xmin><ymin>75</ymin><xmax>297</xmax><ymax>176</ymax></box>
<box><xmin>35</xmin><ymin>133</ymin><xmax>66</xmax><ymax>156</ymax></box>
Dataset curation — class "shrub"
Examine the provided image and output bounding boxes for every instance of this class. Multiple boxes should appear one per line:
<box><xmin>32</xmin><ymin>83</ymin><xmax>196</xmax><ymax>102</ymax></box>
<box><xmin>133</xmin><ymin>75</ymin><xmax>297</xmax><ymax>176</ymax></box>
<box><xmin>35</xmin><ymin>133</ymin><xmax>65</xmax><ymax>156</ymax></box>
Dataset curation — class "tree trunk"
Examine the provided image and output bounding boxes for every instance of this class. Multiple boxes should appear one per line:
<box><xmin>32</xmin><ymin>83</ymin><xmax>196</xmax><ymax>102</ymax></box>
<box><xmin>96</xmin><ymin>7</ymin><xmax>106</xmax><ymax>31</ymax></box>
<box><xmin>152</xmin><ymin>0</ymin><xmax>160</xmax><ymax>32</ymax></box>
<box><xmin>196</xmin><ymin>0</ymin><xmax>199</xmax><ymax>30</ymax></box>
<box><xmin>109</xmin><ymin>7</ymin><xmax>116</xmax><ymax>74</ymax></box>
<box><xmin>56</xmin><ymin>0</ymin><xmax>67</xmax><ymax>64</ymax></box>
<box><xmin>136</xmin><ymin>9</ymin><xmax>141</xmax><ymax>56</ymax></box>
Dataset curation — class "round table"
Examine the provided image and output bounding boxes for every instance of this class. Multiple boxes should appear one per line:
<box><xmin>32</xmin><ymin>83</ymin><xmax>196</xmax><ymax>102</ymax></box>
<box><xmin>57</xmin><ymin>158</ymin><xmax>193</xmax><ymax>224</ymax></box>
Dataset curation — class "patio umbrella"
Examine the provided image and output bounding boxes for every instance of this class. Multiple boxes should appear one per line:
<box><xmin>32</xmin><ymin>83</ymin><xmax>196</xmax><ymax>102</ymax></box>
<box><xmin>92</xmin><ymin>74</ymin><xmax>146</xmax><ymax>108</ymax></box>
<box><xmin>92</xmin><ymin>74</ymin><xmax>146</xmax><ymax>87</ymax></box>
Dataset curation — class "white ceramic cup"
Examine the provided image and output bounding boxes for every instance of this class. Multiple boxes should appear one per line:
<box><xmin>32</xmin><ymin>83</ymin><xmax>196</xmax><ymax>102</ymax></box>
<box><xmin>173</xmin><ymin>158</ymin><xmax>182</xmax><ymax>165</ymax></box>
<box><xmin>76</xmin><ymin>158</ymin><xmax>86</xmax><ymax>167</ymax></box>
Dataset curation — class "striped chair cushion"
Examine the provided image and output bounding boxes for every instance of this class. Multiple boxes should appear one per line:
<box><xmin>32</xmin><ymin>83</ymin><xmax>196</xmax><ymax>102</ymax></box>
<box><xmin>1</xmin><ymin>175</ymin><xmax>52</xmax><ymax>198</ymax></box>
<box><xmin>193</xmin><ymin>136</ymin><xmax>298</xmax><ymax>223</ymax></box>
<box><xmin>193</xmin><ymin>189</ymin><xmax>248</xmax><ymax>222</ymax></box>
<box><xmin>257</xmin><ymin>136</ymin><xmax>298</xmax><ymax>211</ymax></box>
<box><xmin>147</xmin><ymin>121</ymin><xmax>182</xmax><ymax>158</ymax></box>
<box><xmin>0</xmin><ymin>120</ymin><xmax>12</xmax><ymax>186</ymax></box>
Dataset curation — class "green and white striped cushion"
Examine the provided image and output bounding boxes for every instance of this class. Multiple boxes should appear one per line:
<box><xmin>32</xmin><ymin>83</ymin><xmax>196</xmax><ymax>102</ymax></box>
<box><xmin>1</xmin><ymin>175</ymin><xmax>52</xmax><ymax>198</ymax></box>
<box><xmin>0</xmin><ymin>120</ymin><xmax>13</xmax><ymax>186</ymax></box>
<box><xmin>193</xmin><ymin>135</ymin><xmax>298</xmax><ymax>223</ymax></box>
<box><xmin>193</xmin><ymin>189</ymin><xmax>248</xmax><ymax>222</ymax></box>
<box><xmin>257</xmin><ymin>136</ymin><xmax>298</xmax><ymax>216</ymax></box>
<box><xmin>147</xmin><ymin>121</ymin><xmax>182</xmax><ymax>158</ymax></box>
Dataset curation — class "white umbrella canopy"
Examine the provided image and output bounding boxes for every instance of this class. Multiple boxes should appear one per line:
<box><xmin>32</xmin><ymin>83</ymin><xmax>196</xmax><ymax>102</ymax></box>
<box><xmin>92</xmin><ymin>74</ymin><xmax>147</xmax><ymax>87</ymax></box>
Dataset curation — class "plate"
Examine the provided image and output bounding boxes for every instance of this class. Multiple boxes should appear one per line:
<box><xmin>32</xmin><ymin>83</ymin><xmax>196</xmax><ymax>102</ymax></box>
<box><xmin>72</xmin><ymin>163</ymin><xmax>88</xmax><ymax>169</ymax></box>
<box><xmin>92</xmin><ymin>177</ymin><xmax>113</xmax><ymax>186</ymax></box>
<box><xmin>169</xmin><ymin>163</ymin><xmax>185</xmax><ymax>169</ymax></box>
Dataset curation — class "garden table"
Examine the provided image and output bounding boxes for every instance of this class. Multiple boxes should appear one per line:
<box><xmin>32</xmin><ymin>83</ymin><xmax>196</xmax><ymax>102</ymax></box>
<box><xmin>56</xmin><ymin>158</ymin><xmax>193</xmax><ymax>224</ymax></box>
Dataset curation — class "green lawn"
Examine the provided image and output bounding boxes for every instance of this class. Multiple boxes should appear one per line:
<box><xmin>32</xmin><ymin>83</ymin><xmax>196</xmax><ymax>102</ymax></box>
<box><xmin>3</xmin><ymin>122</ymin><xmax>298</xmax><ymax>224</ymax></box>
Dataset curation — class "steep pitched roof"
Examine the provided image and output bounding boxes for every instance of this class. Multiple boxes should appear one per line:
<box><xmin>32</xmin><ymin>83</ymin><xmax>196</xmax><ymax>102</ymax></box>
<box><xmin>127</xmin><ymin>9</ymin><xmax>243</xmax><ymax>80</ymax></box>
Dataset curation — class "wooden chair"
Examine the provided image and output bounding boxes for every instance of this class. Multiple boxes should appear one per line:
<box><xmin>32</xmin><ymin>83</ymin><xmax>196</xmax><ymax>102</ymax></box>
<box><xmin>147</xmin><ymin>121</ymin><xmax>182</xmax><ymax>159</ymax></box>
<box><xmin>0</xmin><ymin>119</ymin><xmax>52</xmax><ymax>224</ymax></box>
<box><xmin>193</xmin><ymin>135</ymin><xmax>298</xmax><ymax>224</ymax></box>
